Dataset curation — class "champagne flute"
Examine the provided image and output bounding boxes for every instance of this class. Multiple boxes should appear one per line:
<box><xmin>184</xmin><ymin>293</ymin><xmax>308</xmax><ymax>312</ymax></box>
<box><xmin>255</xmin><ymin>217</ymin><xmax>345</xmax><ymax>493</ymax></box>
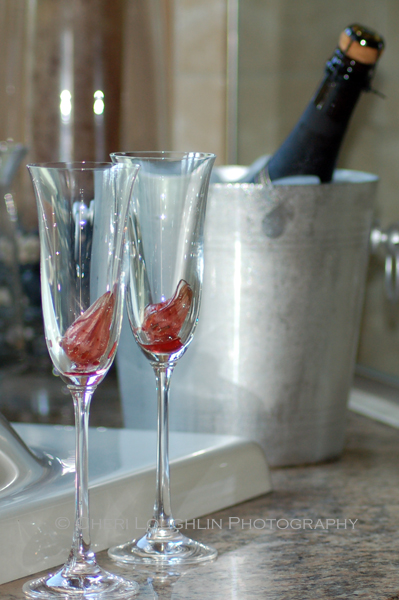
<box><xmin>108</xmin><ymin>151</ymin><xmax>216</xmax><ymax>565</ymax></box>
<box><xmin>23</xmin><ymin>162</ymin><xmax>140</xmax><ymax>598</ymax></box>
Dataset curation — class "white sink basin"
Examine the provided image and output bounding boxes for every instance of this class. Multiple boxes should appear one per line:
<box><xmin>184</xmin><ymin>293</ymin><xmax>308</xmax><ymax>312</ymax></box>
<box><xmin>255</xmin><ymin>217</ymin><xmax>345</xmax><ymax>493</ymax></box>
<box><xmin>0</xmin><ymin>423</ymin><xmax>271</xmax><ymax>584</ymax></box>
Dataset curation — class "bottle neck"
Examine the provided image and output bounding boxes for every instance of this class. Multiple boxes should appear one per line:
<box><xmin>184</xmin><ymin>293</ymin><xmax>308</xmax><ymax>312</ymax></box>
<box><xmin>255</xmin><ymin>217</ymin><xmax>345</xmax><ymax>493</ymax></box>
<box><xmin>326</xmin><ymin>48</ymin><xmax>376</xmax><ymax>89</ymax></box>
<box><xmin>311</xmin><ymin>48</ymin><xmax>375</xmax><ymax>126</ymax></box>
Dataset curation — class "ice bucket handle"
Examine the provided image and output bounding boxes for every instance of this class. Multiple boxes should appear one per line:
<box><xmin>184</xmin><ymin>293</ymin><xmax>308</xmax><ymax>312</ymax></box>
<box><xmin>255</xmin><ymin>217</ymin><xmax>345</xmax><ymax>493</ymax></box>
<box><xmin>370</xmin><ymin>223</ymin><xmax>399</xmax><ymax>302</ymax></box>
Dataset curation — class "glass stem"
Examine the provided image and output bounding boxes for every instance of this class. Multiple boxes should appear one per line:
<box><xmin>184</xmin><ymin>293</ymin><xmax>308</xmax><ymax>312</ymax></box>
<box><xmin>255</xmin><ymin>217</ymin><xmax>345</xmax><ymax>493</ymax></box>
<box><xmin>152</xmin><ymin>364</ymin><xmax>174</xmax><ymax>531</ymax></box>
<box><xmin>67</xmin><ymin>385</ymin><xmax>97</xmax><ymax>570</ymax></box>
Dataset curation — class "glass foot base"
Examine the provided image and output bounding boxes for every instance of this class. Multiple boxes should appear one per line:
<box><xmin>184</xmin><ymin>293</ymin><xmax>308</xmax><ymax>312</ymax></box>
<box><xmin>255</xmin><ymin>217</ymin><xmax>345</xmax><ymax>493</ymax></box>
<box><xmin>108</xmin><ymin>531</ymin><xmax>217</xmax><ymax>566</ymax></box>
<box><xmin>22</xmin><ymin>564</ymin><xmax>139</xmax><ymax>599</ymax></box>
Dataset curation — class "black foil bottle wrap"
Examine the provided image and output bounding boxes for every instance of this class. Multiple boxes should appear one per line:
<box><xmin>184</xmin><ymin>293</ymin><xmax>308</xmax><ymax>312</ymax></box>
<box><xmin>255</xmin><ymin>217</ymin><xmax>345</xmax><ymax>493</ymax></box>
<box><xmin>256</xmin><ymin>24</ymin><xmax>385</xmax><ymax>184</ymax></box>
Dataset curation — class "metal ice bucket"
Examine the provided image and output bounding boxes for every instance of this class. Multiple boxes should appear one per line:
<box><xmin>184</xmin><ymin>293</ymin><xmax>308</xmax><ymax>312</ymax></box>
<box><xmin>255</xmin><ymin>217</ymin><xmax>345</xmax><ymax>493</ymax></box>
<box><xmin>117</xmin><ymin>169</ymin><xmax>378</xmax><ymax>466</ymax></box>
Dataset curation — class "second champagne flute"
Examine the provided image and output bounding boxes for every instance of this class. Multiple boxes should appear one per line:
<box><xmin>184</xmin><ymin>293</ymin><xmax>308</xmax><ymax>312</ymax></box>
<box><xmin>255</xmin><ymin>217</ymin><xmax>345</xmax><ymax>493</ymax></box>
<box><xmin>108</xmin><ymin>151</ymin><xmax>216</xmax><ymax>565</ymax></box>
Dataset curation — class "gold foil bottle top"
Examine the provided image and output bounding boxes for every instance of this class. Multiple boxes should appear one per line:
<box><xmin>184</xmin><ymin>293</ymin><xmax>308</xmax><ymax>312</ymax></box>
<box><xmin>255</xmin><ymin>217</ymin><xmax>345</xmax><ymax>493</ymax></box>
<box><xmin>338</xmin><ymin>24</ymin><xmax>385</xmax><ymax>65</ymax></box>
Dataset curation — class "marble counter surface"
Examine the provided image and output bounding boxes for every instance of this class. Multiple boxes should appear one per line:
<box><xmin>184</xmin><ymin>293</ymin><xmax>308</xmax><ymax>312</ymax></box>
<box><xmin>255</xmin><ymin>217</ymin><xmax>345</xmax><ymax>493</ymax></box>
<box><xmin>2</xmin><ymin>411</ymin><xmax>399</xmax><ymax>599</ymax></box>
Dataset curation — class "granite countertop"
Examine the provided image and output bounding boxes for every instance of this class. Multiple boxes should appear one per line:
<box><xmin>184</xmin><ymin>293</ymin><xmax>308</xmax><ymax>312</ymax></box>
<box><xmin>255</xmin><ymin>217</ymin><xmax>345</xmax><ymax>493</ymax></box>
<box><xmin>2</xmin><ymin>411</ymin><xmax>399</xmax><ymax>599</ymax></box>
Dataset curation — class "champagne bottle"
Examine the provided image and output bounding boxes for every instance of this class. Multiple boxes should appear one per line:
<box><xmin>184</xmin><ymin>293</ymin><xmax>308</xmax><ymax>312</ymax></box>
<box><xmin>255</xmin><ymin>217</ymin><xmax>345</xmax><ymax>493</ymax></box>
<box><xmin>240</xmin><ymin>24</ymin><xmax>385</xmax><ymax>184</ymax></box>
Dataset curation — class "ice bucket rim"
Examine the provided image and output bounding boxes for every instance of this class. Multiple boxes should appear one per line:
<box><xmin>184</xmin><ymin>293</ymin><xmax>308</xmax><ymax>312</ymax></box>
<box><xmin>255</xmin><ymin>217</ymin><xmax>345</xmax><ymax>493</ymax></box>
<box><xmin>211</xmin><ymin>165</ymin><xmax>379</xmax><ymax>187</ymax></box>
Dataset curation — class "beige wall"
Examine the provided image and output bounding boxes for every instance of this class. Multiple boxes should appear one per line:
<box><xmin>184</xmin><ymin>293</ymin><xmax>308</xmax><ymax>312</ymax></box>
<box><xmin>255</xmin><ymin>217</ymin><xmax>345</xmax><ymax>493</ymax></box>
<box><xmin>171</xmin><ymin>0</ymin><xmax>228</xmax><ymax>163</ymax></box>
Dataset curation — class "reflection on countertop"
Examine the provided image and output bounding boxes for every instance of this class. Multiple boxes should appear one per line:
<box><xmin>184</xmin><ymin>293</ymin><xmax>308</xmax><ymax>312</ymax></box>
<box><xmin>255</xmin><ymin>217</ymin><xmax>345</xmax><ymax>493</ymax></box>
<box><xmin>1</xmin><ymin>411</ymin><xmax>399</xmax><ymax>598</ymax></box>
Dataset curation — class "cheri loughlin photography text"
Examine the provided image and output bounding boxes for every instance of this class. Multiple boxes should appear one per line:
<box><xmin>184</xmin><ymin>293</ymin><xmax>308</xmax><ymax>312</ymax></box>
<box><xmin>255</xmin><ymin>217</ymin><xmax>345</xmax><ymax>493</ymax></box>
<box><xmin>55</xmin><ymin>516</ymin><xmax>359</xmax><ymax>531</ymax></box>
